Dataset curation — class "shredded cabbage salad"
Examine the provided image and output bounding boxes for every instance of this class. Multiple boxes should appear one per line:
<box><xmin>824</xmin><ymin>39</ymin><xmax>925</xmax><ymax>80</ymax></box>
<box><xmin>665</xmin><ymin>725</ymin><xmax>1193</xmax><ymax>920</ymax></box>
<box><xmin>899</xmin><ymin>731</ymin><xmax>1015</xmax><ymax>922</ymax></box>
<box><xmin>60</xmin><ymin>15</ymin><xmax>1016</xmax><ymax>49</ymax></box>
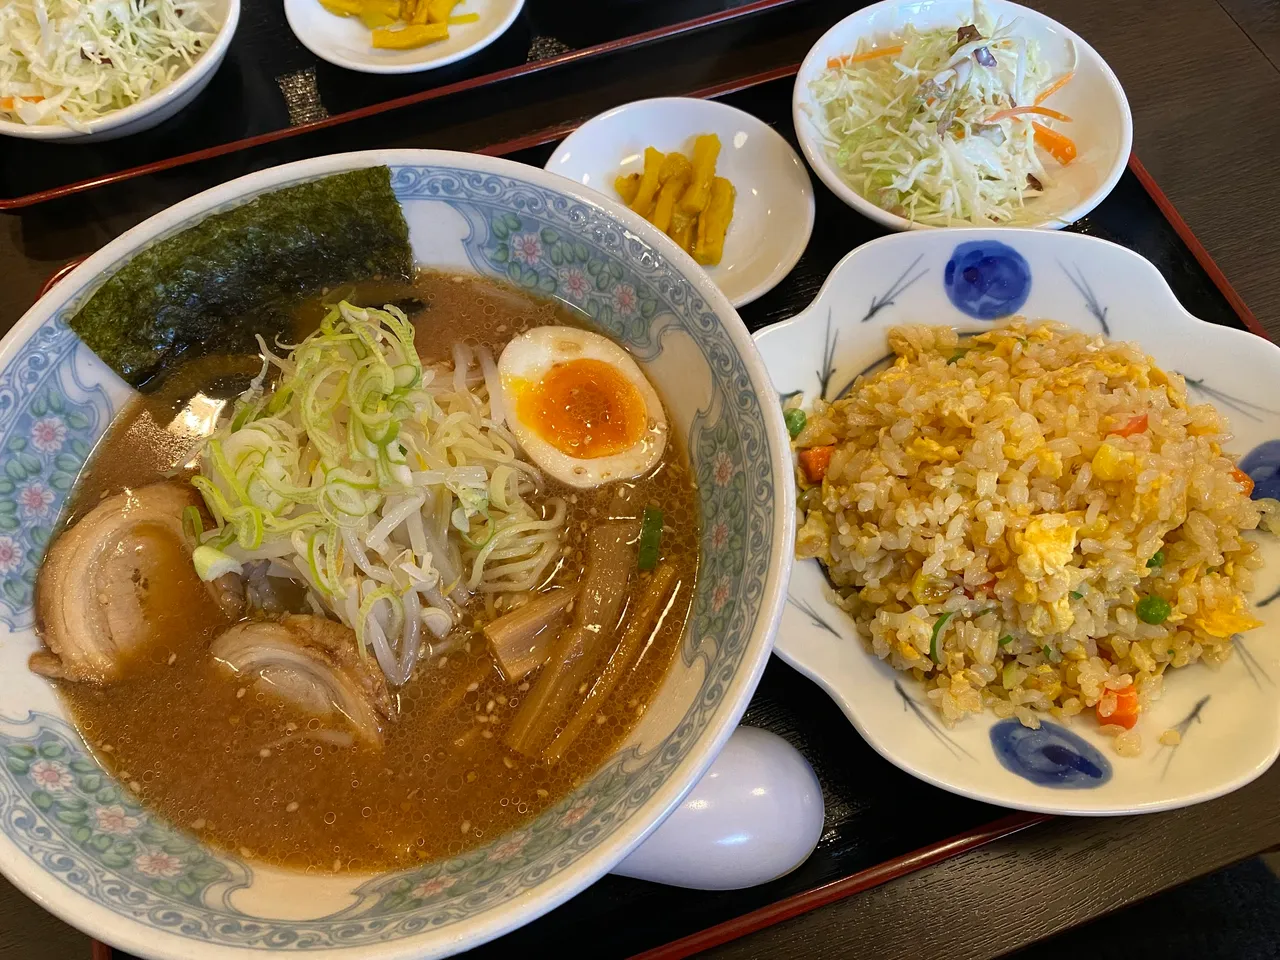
<box><xmin>0</xmin><ymin>0</ymin><xmax>216</xmax><ymax>130</ymax></box>
<box><xmin>807</xmin><ymin>2</ymin><xmax>1078</xmax><ymax>225</ymax></box>
<box><xmin>190</xmin><ymin>302</ymin><xmax>566</xmax><ymax>685</ymax></box>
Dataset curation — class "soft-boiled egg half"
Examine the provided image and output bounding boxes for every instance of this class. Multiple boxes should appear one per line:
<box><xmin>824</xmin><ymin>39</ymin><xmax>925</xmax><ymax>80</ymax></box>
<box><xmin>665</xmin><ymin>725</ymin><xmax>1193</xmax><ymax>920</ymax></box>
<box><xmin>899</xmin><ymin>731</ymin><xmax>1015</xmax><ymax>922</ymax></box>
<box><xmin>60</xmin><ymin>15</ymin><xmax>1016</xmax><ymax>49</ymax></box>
<box><xmin>497</xmin><ymin>326</ymin><xmax>667</xmax><ymax>489</ymax></box>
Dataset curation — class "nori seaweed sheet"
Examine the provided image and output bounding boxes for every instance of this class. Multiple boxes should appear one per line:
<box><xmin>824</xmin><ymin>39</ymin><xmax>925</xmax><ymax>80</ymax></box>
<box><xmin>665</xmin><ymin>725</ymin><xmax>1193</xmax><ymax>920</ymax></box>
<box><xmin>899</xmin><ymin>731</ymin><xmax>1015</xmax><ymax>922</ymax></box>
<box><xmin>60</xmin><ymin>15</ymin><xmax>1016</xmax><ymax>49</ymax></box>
<box><xmin>69</xmin><ymin>166</ymin><xmax>412</xmax><ymax>389</ymax></box>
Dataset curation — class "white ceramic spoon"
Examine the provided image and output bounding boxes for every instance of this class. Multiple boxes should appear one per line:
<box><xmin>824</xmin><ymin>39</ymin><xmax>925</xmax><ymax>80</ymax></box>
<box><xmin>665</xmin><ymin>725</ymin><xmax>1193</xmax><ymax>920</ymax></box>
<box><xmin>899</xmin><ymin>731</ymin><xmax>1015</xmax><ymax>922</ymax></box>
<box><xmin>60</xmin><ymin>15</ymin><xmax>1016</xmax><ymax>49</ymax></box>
<box><xmin>610</xmin><ymin>727</ymin><xmax>824</xmax><ymax>889</ymax></box>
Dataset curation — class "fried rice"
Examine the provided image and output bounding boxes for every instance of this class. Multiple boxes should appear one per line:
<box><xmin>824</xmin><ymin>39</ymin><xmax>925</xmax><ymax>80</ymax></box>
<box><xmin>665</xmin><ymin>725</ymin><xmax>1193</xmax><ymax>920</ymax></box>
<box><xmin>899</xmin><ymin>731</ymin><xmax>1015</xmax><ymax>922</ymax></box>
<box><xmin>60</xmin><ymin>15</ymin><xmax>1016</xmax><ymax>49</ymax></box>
<box><xmin>792</xmin><ymin>320</ymin><xmax>1269</xmax><ymax>755</ymax></box>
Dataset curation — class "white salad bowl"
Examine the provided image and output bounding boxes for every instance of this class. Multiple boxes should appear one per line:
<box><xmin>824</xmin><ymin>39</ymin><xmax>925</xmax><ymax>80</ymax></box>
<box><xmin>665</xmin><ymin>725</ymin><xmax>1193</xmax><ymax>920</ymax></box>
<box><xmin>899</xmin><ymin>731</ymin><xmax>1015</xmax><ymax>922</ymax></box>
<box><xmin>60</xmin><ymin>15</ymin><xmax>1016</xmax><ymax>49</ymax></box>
<box><xmin>792</xmin><ymin>0</ymin><xmax>1132</xmax><ymax>230</ymax></box>
<box><xmin>0</xmin><ymin>0</ymin><xmax>240</xmax><ymax>143</ymax></box>
<box><xmin>756</xmin><ymin>228</ymin><xmax>1280</xmax><ymax>815</ymax></box>
<box><xmin>545</xmin><ymin>97</ymin><xmax>816</xmax><ymax>308</ymax></box>
<box><xmin>0</xmin><ymin>150</ymin><xmax>794</xmax><ymax>957</ymax></box>
<box><xmin>284</xmin><ymin>0</ymin><xmax>524</xmax><ymax>75</ymax></box>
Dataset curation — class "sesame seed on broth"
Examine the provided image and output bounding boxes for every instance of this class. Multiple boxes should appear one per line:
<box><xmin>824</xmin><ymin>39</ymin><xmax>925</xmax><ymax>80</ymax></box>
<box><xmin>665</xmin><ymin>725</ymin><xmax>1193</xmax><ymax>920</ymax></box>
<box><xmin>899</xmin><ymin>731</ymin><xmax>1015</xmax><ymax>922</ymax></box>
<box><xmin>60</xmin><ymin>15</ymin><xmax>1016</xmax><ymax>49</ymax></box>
<box><xmin>56</xmin><ymin>270</ymin><xmax>699</xmax><ymax>872</ymax></box>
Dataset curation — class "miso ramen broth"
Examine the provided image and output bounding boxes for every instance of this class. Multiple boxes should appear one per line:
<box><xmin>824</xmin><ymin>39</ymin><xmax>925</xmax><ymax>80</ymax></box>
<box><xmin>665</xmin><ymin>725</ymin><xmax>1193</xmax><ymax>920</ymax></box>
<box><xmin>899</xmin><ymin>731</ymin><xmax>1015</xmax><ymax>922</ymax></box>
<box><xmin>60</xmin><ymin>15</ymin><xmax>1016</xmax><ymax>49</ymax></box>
<box><xmin>49</xmin><ymin>272</ymin><xmax>699</xmax><ymax>872</ymax></box>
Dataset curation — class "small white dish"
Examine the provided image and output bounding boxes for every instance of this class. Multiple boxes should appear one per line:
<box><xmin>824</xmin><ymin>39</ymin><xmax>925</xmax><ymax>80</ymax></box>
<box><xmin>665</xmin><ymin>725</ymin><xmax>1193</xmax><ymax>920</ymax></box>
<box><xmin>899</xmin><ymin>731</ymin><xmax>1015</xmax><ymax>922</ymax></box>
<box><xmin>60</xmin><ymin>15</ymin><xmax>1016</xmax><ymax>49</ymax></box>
<box><xmin>545</xmin><ymin>97</ymin><xmax>815</xmax><ymax>308</ymax></box>
<box><xmin>284</xmin><ymin>0</ymin><xmax>524</xmax><ymax>75</ymax></box>
<box><xmin>755</xmin><ymin>228</ymin><xmax>1280</xmax><ymax>816</ymax></box>
<box><xmin>792</xmin><ymin>0</ymin><xmax>1132</xmax><ymax>230</ymax></box>
<box><xmin>612</xmin><ymin>727</ymin><xmax>824</xmax><ymax>890</ymax></box>
<box><xmin>0</xmin><ymin>0</ymin><xmax>240</xmax><ymax>143</ymax></box>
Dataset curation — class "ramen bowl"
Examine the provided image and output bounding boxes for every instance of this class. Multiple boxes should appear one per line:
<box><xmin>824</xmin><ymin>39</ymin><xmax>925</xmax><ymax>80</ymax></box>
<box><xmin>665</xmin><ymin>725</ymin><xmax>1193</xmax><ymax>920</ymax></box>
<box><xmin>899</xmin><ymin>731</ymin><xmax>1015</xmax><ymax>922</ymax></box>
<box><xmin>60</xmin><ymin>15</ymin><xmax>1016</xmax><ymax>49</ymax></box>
<box><xmin>0</xmin><ymin>151</ymin><xmax>793</xmax><ymax>958</ymax></box>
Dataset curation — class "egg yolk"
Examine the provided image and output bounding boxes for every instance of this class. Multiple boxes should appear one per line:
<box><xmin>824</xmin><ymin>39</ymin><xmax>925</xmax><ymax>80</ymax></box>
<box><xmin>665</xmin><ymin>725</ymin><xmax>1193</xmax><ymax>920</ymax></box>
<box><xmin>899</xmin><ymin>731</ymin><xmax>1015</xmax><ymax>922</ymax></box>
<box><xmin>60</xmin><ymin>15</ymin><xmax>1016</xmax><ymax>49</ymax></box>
<box><xmin>516</xmin><ymin>358</ymin><xmax>647</xmax><ymax>459</ymax></box>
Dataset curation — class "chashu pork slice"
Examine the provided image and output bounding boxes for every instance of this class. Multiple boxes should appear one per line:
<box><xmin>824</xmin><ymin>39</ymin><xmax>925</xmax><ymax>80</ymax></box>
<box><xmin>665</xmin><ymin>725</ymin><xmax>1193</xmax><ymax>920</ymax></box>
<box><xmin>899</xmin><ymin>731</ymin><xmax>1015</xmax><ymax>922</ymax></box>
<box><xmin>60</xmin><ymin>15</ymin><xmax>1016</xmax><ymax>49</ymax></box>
<box><xmin>33</xmin><ymin>482</ymin><xmax>242</xmax><ymax>684</ymax></box>
<box><xmin>211</xmin><ymin>615</ymin><xmax>394</xmax><ymax>746</ymax></box>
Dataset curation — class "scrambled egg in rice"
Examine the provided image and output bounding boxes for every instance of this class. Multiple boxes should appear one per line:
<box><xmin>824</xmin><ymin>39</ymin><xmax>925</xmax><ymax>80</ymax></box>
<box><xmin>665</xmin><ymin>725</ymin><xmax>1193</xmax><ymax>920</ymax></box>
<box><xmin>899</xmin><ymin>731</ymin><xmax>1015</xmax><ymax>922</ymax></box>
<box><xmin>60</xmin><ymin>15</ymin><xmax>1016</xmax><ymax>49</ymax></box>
<box><xmin>792</xmin><ymin>321</ymin><xmax>1267</xmax><ymax>755</ymax></box>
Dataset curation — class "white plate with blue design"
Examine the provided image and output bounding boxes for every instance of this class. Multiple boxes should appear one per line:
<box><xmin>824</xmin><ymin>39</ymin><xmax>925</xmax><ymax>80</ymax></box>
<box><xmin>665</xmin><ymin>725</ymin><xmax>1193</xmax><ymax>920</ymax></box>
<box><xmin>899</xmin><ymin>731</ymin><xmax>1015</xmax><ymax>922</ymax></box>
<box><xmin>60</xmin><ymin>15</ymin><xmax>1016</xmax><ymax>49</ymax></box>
<box><xmin>0</xmin><ymin>151</ymin><xmax>793</xmax><ymax>958</ymax></box>
<box><xmin>756</xmin><ymin>228</ymin><xmax>1280</xmax><ymax>815</ymax></box>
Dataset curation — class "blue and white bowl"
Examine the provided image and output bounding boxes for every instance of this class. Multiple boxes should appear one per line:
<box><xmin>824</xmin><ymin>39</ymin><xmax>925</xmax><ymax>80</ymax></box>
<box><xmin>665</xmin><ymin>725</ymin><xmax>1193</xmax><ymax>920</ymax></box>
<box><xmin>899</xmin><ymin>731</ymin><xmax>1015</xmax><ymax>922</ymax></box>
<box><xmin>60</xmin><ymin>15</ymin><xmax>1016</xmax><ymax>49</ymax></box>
<box><xmin>0</xmin><ymin>151</ymin><xmax>794</xmax><ymax>957</ymax></box>
<box><xmin>757</xmin><ymin>228</ymin><xmax>1280</xmax><ymax>815</ymax></box>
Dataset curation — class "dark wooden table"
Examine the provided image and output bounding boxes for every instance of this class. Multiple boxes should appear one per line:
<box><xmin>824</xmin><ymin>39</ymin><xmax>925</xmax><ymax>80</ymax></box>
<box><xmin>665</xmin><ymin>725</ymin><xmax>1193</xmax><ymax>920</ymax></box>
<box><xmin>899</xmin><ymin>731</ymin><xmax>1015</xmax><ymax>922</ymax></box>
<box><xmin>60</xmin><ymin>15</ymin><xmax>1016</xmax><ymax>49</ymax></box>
<box><xmin>2</xmin><ymin>1</ymin><xmax>1279</xmax><ymax>957</ymax></box>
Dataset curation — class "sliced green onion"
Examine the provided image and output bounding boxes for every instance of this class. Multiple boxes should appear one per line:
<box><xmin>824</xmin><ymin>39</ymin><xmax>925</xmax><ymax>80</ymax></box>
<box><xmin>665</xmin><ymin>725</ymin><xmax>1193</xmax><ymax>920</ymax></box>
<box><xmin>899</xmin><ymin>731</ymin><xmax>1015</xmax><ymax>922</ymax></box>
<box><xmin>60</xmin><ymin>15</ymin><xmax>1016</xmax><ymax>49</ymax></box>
<box><xmin>230</xmin><ymin>398</ymin><xmax>262</xmax><ymax>432</ymax></box>
<box><xmin>638</xmin><ymin>506</ymin><xmax>663</xmax><ymax>572</ymax></box>
<box><xmin>929</xmin><ymin>611</ymin><xmax>954</xmax><ymax>665</ymax></box>
<box><xmin>181</xmin><ymin>505</ymin><xmax>204</xmax><ymax>542</ymax></box>
<box><xmin>244</xmin><ymin>505</ymin><xmax>267</xmax><ymax>549</ymax></box>
<box><xmin>324</xmin><ymin>524</ymin><xmax>342</xmax><ymax>596</ymax></box>
<box><xmin>192</xmin><ymin>544</ymin><xmax>242</xmax><ymax>581</ymax></box>
<box><xmin>355</xmin><ymin>585</ymin><xmax>403</xmax><ymax>648</ymax></box>
<box><xmin>1147</xmin><ymin>550</ymin><xmax>1165</xmax><ymax>569</ymax></box>
<box><xmin>460</xmin><ymin>511</ymin><xmax>497</xmax><ymax>549</ymax></box>
<box><xmin>784</xmin><ymin>408</ymin><xmax>807</xmax><ymax>438</ymax></box>
<box><xmin>208</xmin><ymin>438</ymin><xmax>248</xmax><ymax>504</ymax></box>
<box><xmin>189</xmin><ymin>475</ymin><xmax>230</xmax><ymax>526</ymax></box>
<box><xmin>1070</xmin><ymin>590</ymin><xmax>1084</xmax><ymax>600</ymax></box>
<box><xmin>305</xmin><ymin>530</ymin><xmax>327</xmax><ymax>595</ymax></box>
<box><xmin>998</xmin><ymin>634</ymin><xmax>1014</xmax><ymax>646</ymax></box>
<box><xmin>208</xmin><ymin>525</ymin><xmax>237</xmax><ymax>550</ymax></box>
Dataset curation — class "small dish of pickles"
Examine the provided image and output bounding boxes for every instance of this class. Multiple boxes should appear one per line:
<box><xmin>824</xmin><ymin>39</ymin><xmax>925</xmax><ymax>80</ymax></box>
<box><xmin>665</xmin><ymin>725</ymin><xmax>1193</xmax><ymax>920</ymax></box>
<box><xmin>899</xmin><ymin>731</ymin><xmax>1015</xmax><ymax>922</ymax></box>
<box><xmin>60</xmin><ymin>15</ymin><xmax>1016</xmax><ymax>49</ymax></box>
<box><xmin>284</xmin><ymin>0</ymin><xmax>522</xmax><ymax>73</ymax></box>
<box><xmin>546</xmin><ymin>97</ymin><xmax>815</xmax><ymax>308</ymax></box>
<box><xmin>614</xmin><ymin>135</ymin><xmax>735</xmax><ymax>267</ymax></box>
<box><xmin>316</xmin><ymin>0</ymin><xmax>479</xmax><ymax>51</ymax></box>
